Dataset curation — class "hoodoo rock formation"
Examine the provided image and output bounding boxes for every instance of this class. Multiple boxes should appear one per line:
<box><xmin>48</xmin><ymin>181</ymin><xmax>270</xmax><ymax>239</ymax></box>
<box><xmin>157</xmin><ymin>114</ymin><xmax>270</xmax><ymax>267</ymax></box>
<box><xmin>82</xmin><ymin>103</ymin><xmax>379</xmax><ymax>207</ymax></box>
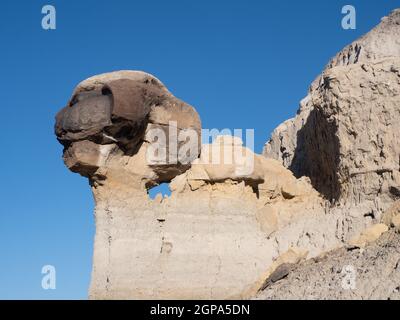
<box><xmin>56</xmin><ymin>9</ymin><xmax>400</xmax><ymax>299</ymax></box>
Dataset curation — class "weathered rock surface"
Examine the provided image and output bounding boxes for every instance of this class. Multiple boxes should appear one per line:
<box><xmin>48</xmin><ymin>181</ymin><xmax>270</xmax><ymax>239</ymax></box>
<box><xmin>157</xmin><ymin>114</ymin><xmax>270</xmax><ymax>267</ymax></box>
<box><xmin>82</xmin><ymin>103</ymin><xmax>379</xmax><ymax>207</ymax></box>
<box><xmin>55</xmin><ymin>9</ymin><xmax>400</xmax><ymax>300</ymax></box>
<box><xmin>56</xmin><ymin>71</ymin><xmax>201</xmax><ymax>184</ymax></box>
<box><xmin>56</xmin><ymin>70</ymin><xmax>367</xmax><ymax>299</ymax></box>
<box><xmin>381</xmin><ymin>200</ymin><xmax>400</xmax><ymax>226</ymax></box>
<box><xmin>264</xmin><ymin>9</ymin><xmax>400</xmax><ymax>209</ymax></box>
<box><xmin>256</xmin><ymin>230</ymin><xmax>400</xmax><ymax>300</ymax></box>
<box><xmin>259</xmin><ymin>9</ymin><xmax>400</xmax><ymax>299</ymax></box>
<box><xmin>347</xmin><ymin>223</ymin><xmax>388</xmax><ymax>249</ymax></box>
<box><xmin>326</xmin><ymin>9</ymin><xmax>400</xmax><ymax>70</ymax></box>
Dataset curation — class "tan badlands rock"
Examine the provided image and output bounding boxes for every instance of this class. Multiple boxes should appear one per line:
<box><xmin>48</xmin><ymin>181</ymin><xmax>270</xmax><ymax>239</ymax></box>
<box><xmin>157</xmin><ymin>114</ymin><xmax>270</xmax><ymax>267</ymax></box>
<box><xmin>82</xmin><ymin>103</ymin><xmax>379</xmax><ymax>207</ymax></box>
<box><xmin>265</xmin><ymin>57</ymin><xmax>400</xmax><ymax>207</ymax></box>
<box><xmin>258</xmin><ymin>247</ymin><xmax>308</xmax><ymax>291</ymax></box>
<box><xmin>264</xmin><ymin>9</ymin><xmax>400</xmax><ymax>209</ymax></box>
<box><xmin>348</xmin><ymin>223</ymin><xmax>388</xmax><ymax>248</ymax></box>
<box><xmin>55</xmin><ymin>70</ymin><xmax>364</xmax><ymax>299</ymax></box>
<box><xmin>256</xmin><ymin>230</ymin><xmax>400</xmax><ymax>300</ymax></box>
<box><xmin>325</xmin><ymin>8</ymin><xmax>400</xmax><ymax>70</ymax></box>
<box><xmin>381</xmin><ymin>200</ymin><xmax>400</xmax><ymax>226</ymax></box>
<box><xmin>391</xmin><ymin>214</ymin><xmax>400</xmax><ymax>233</ymax></box>
<box><xmin>55</xmin><ymin>9</ymin><xmax>400</xmax><ymax>300</ymax></box>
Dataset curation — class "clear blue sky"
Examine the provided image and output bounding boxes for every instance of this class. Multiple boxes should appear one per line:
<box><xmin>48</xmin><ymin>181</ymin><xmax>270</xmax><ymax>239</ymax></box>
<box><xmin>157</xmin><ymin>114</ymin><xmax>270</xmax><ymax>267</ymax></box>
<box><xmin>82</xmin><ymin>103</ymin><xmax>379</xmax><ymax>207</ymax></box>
<box><xmin>0</xmin><ymin>0</ymin><xmax>398</xmax><ymax>299</ymax></box>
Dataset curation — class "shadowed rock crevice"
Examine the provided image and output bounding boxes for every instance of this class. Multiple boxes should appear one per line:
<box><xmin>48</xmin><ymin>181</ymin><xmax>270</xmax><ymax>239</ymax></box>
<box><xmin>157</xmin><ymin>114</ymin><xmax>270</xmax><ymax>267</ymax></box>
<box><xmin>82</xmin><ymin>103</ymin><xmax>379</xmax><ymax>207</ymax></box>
<box><xmin>289</xmin><ymin>107</ymin><xmax>341</xmax><ymax>202</ymax></box>
<box><xmin>264</xmin><ymin>9</ymin><xmax>400</xmax><ymax>208</ymax></box>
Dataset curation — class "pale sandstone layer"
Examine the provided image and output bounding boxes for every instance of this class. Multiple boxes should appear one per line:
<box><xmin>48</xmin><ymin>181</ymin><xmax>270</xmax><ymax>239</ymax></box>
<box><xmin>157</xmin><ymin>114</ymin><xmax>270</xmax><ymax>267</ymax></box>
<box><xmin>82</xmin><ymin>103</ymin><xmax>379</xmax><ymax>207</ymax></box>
<box><xmin>55</xmin><ymin>9</ymin><xmax>400</xmax><ymax>299</ymax></box>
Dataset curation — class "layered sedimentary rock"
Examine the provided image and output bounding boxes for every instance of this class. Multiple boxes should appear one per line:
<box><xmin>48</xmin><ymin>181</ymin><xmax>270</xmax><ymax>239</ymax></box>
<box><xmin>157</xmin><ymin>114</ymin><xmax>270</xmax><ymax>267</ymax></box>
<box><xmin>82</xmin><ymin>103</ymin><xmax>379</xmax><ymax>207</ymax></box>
<box><xmin>264</xmin><ymin>9</ymin><xmax>400</xmax><ymax>208</ymax></box>
<box><xmin>55</xmin><ymin>70</ymin><xmax>363</xmax><ymax>299</ymax></box>
<box><xmin>257</xmin><ymin>9</ymin><xmax>400</xmax><ymax>299</ymax></box>
<box><xmin>55</xmin><ymin>9</ymin><xmax>400</xmax><ymax>300</ymax></box>
<box><xmin>257</xmin><ymin>230</ymin><xmax>400</xmax><ymax>300</ymax></box>
<box><xmin>256</xmin><ymin>203</ymin><xmax>400</xmax><ymax>300</ymax></box>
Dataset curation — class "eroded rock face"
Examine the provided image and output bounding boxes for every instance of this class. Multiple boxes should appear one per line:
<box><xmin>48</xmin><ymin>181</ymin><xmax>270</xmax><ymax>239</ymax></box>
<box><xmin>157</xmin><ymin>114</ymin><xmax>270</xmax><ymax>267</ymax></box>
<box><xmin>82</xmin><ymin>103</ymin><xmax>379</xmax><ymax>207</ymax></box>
<box><xmin>55</xmin><ymin>71</ymin><xmax>201</xmax><ymax>185</ymax></box>
<box><xmin>256</xmin><ymin>200</ymin><xmax>400</xmax><ymax>300</ymax></box>
<box><xmin>326</xmin><ymin>9</ymin><xmax>400</xmax><ymax>70</ymax></box>
<box><xmin>256</xmin><ymin>230</ymin><xmax>400</xmax><ymax>300</ymax></box>
<box><xmin>257</xmin><ymin>9</ymin><xmax>400</xmax><ymax>300</ymax></box>
<box><xmin>55</xmin><ymin>9</ymin><xmax>400</xmax><ymax>300</ymax></box>
<box><xmin>264</xmin><ymin>9</ymin><xmax>400</xmax><ymax>210</ymax></box>
<box><xmin>56</xmin><ymin>70</ymin><xmax>352</xmax><ymax>299</ymax></box>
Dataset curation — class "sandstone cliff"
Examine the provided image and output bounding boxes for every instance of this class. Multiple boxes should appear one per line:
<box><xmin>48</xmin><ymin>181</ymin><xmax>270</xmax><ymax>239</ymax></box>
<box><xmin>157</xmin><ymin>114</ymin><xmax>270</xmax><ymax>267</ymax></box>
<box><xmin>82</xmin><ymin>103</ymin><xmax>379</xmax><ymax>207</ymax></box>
<box><xmin>55</xmin><ymin>9</ymin><xmax>400</xmax><ymax>299</ymax></box>
<box><xmin>264</xmin><ymin>9</ymin><xmax>400</xmax><ymax>209</ymax></box>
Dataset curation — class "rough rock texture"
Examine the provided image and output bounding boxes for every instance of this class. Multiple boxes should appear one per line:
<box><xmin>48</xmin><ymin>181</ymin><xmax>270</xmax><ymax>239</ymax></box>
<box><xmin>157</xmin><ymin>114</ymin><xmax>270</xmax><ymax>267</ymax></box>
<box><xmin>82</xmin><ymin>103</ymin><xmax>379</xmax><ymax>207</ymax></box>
<box><xmin>264</xmin><ymin>9</ymin><xmax>400</xmax><ymax>209</ymax></box>
<box><xmin>258</xmin><ymin>9</ymin><xmax>400</xmax><ymax>300</ymax></box>
<box><xmin>257</xmin><ymin>230</ymin><xmax>400</xmax><ymax>300</ymax></box>
<box><xmin>381</xmin><ymin>200</ymin><xmax>400</xmax><ymax>226</ymax></box>
<box><xmin>256</xmin><ymin>199</ymin><xmax>400</xmax><ymax>300</ymax></box>
<box><xmin>56</xmin><ymin>71</ymin><xmax>201</xmax><ymax>184</ymax></box>
<box><xmin>326</xmin><ymin>9</ymin><xmax>400</xmax><ymax>70</ymax></box>
<box><xmin>55</xmin><ymin>9</ymin><xmax>400</xmax><ymax>300</ymax></box>
<box><xmin>348</xmin><ymin>223</ymin><xmax>388</xmax><ymax>248</ymax></box>
<box><xmin>56</xmin><ymin>71</ymin><xmax>372</xmax><ymax>299</ymax></box>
